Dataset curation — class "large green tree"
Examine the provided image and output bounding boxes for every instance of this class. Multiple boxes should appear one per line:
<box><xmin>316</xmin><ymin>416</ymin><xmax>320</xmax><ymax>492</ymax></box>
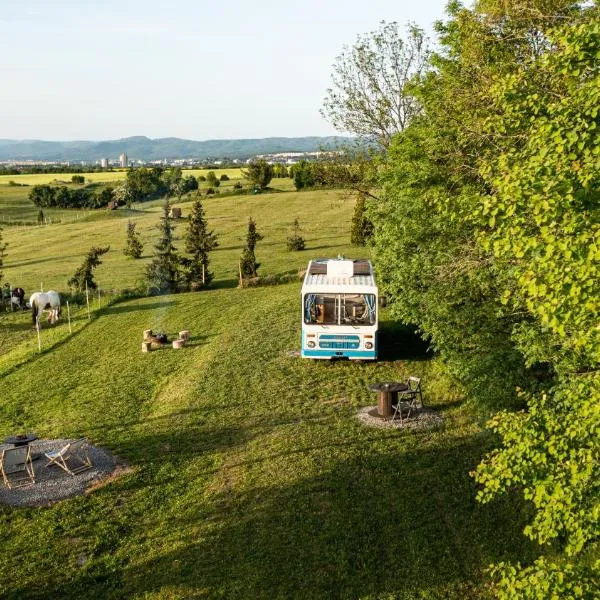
<box><xmin>243</xmin><ymin>160</ymin><xmax>273</xmax><ymax>190</ymax></box>
<box><xmin>321</xmin><ymin>20</ymin><xmax>429</xmax><ymax>149</ymax></box>
<box><xmin>370</xmin><ymin>0</ymin><xmax>598</xmax><ymax>595</ymax></box>
<box><xmin>472</xmin><ymin>18</ymin><xmax>600</xmax><ymax>596</ymax></box>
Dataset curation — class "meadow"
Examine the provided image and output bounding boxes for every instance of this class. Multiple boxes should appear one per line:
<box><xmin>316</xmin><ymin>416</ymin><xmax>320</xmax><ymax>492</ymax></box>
<box><xmin>0</xmin><ymin>179</ymin><xmax>534</xmax><ymax>599</ymax></box>
<box><xmin>0</xmin><ymin>168</ymin><xmax>245</xmax><ymax>187</ymax></box>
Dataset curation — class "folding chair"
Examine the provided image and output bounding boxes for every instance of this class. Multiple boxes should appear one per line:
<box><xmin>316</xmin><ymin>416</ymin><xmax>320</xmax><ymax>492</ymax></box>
<box><xmin>45</xmin><ymin>438</ymin><xmax>92</xmax><ymax>476</ymax></box>
<box><xmin>0</xmin><ymin>446</ymin><xmax>36</xmax><ymax>489</ymax></box>
<box><xmin>391</xmin><ymin>377</ymin><xmax>423</xmax><ymax>424</ymax></box>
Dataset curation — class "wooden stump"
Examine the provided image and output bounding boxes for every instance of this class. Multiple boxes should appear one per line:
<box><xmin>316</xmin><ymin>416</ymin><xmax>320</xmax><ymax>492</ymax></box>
<box><xmin>172</xmin><ymin>339</ymin><xmax>185</xmax><ymax>349</ymax></box>
<box><xmin>179</xmin><ymin>330</ymin><xmax>190</xmax><ymax>341</ymax></box>
<box><xmin>142</xmin><ymin>341</ymin><xmax>152</xmax><ymax>353</ymax></box>
<box><xmin>143</xmin><ymin>329</ymin><xmax>153</xmax><ymax>340</ymax></box>
<box><xmin>377</xmin><ymin>391</ymin><xmax>393</xmax><ymax>418</ymax></box>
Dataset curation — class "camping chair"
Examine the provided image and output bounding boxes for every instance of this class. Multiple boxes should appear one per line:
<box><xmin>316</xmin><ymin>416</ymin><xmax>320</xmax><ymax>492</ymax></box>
<box><xmin>391</xmin><ymin>377</ymin><xmax>423</xmax><ymax>424</ymax></box>
<box><xmin>45</xmin><ymin>438</ymin><xmax>92</xmax><ymax>476</ymax></box>
<box><xmin>0</xmin><ymin>446</ymin><xmax>36</xmax><ymax>489</ymax></box>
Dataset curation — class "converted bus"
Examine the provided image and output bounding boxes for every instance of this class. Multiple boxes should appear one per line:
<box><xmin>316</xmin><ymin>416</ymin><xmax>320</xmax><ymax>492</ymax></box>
<box><xmin>301</xmin><ymin>258</ymin><xmax>378</xmax><ymax>360</ymax></box>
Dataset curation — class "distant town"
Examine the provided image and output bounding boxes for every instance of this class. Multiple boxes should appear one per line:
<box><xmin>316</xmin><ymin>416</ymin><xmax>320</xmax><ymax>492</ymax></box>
<box><xmin>0</xmin><ymin>151</ymin><xmax>334</xmax><ymax>173</ymax></box>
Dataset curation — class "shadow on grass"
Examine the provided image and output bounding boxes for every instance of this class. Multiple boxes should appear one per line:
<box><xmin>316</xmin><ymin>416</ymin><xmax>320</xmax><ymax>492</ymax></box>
<box><xmin>210</xmin><ymin>278</ymin><xmax>240</xmax><ymax>290</ymax></box>
<box><xmin>100</xmin><ymin>301</ymin><xmax>177</xmax><ymax>315</ymax></box>
<box><xmin>378</xmin><ymin>320</ymin><xmax>432</xmax><ymax>362</ymax></box>
<box><xmin>11</xmin><ymin>434</ymin><xmax>538</xmax><ymax>599</ymax></box>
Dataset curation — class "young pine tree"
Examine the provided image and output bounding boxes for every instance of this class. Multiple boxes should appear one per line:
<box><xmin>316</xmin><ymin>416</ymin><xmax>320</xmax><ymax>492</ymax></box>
<box><xmin>68</xmin><ymin>246</ymin><xmax>110</xmax><ymax>291</ymax></box>
<box><xmin>350</xmin><ymin>193</ymin><xmax>373</xmax><ymax>246</ymax></box>
<box><xmin>239</xmin><ymin>217</ymin><xmax>263</xmax><ymax>279</ymax></box>
<box><xmin>286</xmin><ymin>217</ymin><xmax>306</xmax><ymax>251</ymax></box>
<box><xmin>184</xmin><ymin>198</ymin><xmax>218</xmax><ymax>288</ymax></box>
<box><xmin>0</xmin><ymin>226</ymin><xmax>6</xmax><ymax>286</ymax></box>
<box><xmin>124</xmin><ymin>220</ymin><xmax>143</xmax><ymax>259</ymax></box>
<box><xmin>145</xmin><ymin>200</ymin><xmax>181</xmax><ymax>294</ymax></box>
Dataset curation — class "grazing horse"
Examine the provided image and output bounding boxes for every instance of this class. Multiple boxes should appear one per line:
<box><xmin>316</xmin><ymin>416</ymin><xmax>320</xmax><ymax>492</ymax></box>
<box><xmin>30</xmin><ymin>291</ymin><xmax>61</xmax><ymax>327</ymax></box>
<box><xmin>11</xmin><ymin>287</ymin><xmax>25</xmax><ymax>310</ymax></box>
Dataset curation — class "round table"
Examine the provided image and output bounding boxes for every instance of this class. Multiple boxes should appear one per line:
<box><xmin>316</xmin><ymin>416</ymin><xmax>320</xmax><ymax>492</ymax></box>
<box><xmin>5</xmin><ymin>434</ymin><xmax>38</xmax><ymax>447</ymax></box>
<box><xmin>368</xmin><ymin>382</ymin><xmax>409</xmax><ymax>418</ymax></box>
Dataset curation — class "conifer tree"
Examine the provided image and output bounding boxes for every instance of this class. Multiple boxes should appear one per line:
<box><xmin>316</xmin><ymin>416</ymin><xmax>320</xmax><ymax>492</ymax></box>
<box><xmin>68</xmin><ymin>246</ymin><xmax>110</xmax><ymax>291</ymax></box>
<box><xmin>124</xmin><ymin>220</ymin><xmax>143</xmax><ymax>259</ymax></box>
<box><xmin>0</xmin><ymin>226</ymin><xmax>6</xmax><ymax>286</ymax></box>
<box><xmin>239</xmin><ymin>218</ymin><xmax>263</xmax><ymax>278</ymax></box>
<box><xmin>184</xmin><ymin>198</ymin><xmax>218</xmax><ymax>288</ymax></box>
<box><xmin>286</xmin><ymin>218</ymin><xmax>306</xmax><ymax>251</ymax></box>
<box><xmin>350</xmin><ymin>194</ymin><xmax>373</xmax><ymax>246</ymax></box>
<box><xmin>146</xmin><ymin>200</ymin><xmax>181</xmax><ymax>294</ymax></box>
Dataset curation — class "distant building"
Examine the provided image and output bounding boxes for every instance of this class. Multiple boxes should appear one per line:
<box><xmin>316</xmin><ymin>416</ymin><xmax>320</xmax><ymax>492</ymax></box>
<box><xmin>100</xmin><ymin>158</ymin><xmax>109</xmax><ymax>169</ymax></box>
<box><xmin>119</xmin><ymin>153</ymin><xmax>128</xmax><ymax>168</ymax></box>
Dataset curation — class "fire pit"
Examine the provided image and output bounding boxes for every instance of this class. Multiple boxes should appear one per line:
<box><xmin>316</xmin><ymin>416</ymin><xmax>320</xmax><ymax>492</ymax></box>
<box><xmin>5</xmin><ymin>434</ymin><xmax>39</xmax><ymax>447</ymax></box>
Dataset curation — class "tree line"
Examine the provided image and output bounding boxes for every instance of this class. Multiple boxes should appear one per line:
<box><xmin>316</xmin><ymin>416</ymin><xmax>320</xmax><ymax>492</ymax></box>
<box><xmin>322</xmin><ymin>3</ymin><xmax>599</xmax><ymax>597</ymax></box>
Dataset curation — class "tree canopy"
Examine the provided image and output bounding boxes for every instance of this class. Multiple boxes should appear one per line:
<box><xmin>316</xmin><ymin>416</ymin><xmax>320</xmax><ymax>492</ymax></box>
<box><xmin>321</xmin><ymin>21</ymin><xmax>429</xmax><ymax>148</ymax></box>
<box><xmin>365</xmin><ymin>1</ymin><xmax>599</xmax><ymax>595</ymax></box>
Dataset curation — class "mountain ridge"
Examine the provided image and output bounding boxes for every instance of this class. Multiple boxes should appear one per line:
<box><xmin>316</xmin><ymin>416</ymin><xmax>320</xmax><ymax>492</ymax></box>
<box><xmin>0</xmin><ymin>136</ymin><xmax>351</xmax><ymax>161</ymax></box>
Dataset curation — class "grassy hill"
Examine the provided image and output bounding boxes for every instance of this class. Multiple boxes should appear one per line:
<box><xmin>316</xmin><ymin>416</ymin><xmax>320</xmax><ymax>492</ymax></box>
<box><xmin>0</xmin><ymin>183</ymin><xmax>535</xmax><ymax>598</ymax></box>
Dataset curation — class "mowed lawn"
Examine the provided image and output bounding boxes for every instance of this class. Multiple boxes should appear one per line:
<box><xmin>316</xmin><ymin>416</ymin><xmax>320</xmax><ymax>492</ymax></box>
<box><xmin>0</xmin><ymin>286</ymin><xmax>536</xmax><ymax>599</ymax></box>
<box><xmin>2</xmin><ymin>187</ymin><xmax>348</xmax><ymax>293</ymax></box>
<box><xmin>0</xmin><ymin>187</ymin><xmax>536</xmax><ymax>598</ymax></box>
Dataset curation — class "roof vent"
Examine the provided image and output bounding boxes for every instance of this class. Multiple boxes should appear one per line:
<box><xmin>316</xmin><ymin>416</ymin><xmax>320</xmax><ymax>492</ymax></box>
<box><xmin>326</xmin><ymin>260</ymin><xmax>354</xmax><ymax>278</ymax></box>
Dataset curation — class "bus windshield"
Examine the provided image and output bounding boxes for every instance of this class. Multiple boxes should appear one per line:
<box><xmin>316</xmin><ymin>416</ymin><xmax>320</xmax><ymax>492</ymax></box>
<box><xmin>304</xmin><ymin>293</ymin><xmax>376</xmax><ymax>326</ymax></box>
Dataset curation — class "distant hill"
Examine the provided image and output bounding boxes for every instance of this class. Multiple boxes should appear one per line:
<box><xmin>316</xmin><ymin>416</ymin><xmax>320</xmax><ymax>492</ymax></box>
<box><xmin>0</xmin><ymin>136</ymin><xmax>352</xmax><ymax>162</ymax></box>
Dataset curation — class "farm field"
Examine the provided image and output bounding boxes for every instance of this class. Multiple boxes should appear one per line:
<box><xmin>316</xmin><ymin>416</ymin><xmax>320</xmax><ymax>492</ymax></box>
<box><xmin>0</xmin><ymin>168</ymin><xmax>246</xmax><ymax>187</ymax></box>
<box><xmin>2</xmin><ymin>187</ymin><xmax>348</xmax><ymax>293</ymax></box>
<box><xmin>0</xmin><ymin>187</ymin><xmax>535</xmax><ymax>598</ymax></box>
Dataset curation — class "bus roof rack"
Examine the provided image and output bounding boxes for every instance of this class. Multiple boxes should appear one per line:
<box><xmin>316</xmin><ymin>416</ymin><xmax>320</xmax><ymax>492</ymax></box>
<box><xmin>307</xmin><ymin>259</ymin><xmax>372</xmax><ymax>276</ymax></box>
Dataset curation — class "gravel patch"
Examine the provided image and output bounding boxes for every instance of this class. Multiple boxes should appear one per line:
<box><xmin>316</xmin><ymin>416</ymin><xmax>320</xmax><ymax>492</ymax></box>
<box><xmin>357</xmin><ymin>406</ymin><xmax>444</xmax><ymax>430</ymax></box>
<box><xmin>0</xmin><ymin>439</ymin><xmax>116</xmax><ymax>507</ymax></box>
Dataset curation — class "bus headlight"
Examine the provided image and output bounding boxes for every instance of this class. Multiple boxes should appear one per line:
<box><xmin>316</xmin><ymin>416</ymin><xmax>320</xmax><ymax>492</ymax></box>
<box><xmin>364</xmin><ymin>342</ymin><xmax>373</xmax><ymax>349</ymax></box>
<box><xmin>307</xmin><ymin>341</ymin><xmax>316</xmax><ymax>348</ymax></box>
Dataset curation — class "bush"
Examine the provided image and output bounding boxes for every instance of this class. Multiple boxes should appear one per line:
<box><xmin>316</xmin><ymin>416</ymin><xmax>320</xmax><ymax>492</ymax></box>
<box><xmin>71</xmin><ymin>175</ymin><xmax>85</xmax><ymax>184</ymax></box>
<box><xmin>286</xmin><ymin>218</ymin><xmax>306</xmax><ymax>251</ymax></box>
<box><xmin>220</xmin><ymin>174</ymin><xmax>229</xmax><ymax>181</ymax></box>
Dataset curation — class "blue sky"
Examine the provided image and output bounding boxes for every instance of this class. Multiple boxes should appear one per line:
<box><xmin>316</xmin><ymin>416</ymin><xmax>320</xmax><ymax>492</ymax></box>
<box><xmin>1</xmin><ymin>0</ymin><xmax>450</xmax><ymax>141</ymax></box>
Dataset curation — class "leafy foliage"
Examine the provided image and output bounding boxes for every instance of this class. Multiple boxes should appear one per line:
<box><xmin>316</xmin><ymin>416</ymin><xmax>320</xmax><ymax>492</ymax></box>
<box><xmin>29</xmin><ymin>184</ymin><xmax>103</xmax><ymax>209</ymax></box>
<box><xmin>68</xmin><ymin>246</ymin><xmax>110</xmax><ymax>291</ymax></box>
<box><xmin>321</xmin><ymin>21</ymin><xmax>429</xmax><ymax>148</ymax></box>
<box><xmin>370</xmin><ymin>1</ymin><xmax>599</xmax><ymax>596</ymax></box>
<box><xmin>243</xmin><ymin>160</ymin><xmax>273</xmax><ymax>190</ymax></box>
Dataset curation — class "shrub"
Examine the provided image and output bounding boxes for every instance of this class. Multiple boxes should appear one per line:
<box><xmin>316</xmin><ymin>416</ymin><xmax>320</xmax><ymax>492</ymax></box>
<box><xmin>220</xmin><ymin>174</ymin><xmax>229</xmax><ymax>181</ymax></box>
<box><xmin>286</xmin><ymin>218</ymin><xmax>306</xmax><ymax>251</ymax></box>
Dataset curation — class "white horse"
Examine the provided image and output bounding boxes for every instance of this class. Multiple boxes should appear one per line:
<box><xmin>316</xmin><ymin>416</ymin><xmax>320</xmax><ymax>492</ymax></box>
<box><xmin>30</xmin><ymin>291</ymin><xmax>61</xmax><ymax>327</ymax></box>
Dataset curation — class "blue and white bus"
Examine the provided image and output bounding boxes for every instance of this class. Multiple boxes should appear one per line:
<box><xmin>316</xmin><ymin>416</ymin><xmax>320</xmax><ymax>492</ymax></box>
<box><xmin>301</xmin><ymin>258</ymin><xmax>378</xmax><ymax>360</ymax></box>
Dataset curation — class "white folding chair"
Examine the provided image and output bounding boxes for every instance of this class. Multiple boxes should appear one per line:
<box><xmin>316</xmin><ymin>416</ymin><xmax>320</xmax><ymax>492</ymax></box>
<box><xmin>1</xmin><ymin>446</ymin><xmax>36</xmax><ymax>489</ymax></box>
<box><xmin>45</xmin><ymin>438</ymin><xmax>92</xmax><ymax>476</ymax></box>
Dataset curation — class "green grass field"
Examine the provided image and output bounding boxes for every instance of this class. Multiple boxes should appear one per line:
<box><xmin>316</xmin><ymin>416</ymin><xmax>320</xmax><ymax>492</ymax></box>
<box><xmin>0</xmin><ymin>168</ymin><xmax>245</xmax><ymax>187</ymax></box>
<box><xmin>0</xmin><ymin>186</ymin><xmax>533</xmax><ymax>598</ymax></box>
